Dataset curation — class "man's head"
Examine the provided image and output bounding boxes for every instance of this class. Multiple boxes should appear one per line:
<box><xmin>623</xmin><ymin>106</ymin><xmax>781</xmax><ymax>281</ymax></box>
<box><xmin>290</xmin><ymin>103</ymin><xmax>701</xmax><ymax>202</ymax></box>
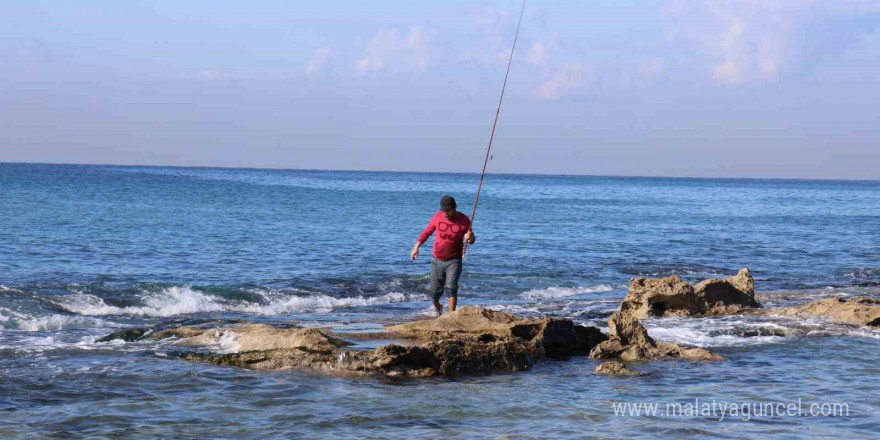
<box><xmin>440</xmin><ymin>195</ymin><xmax>457</xmax><ymax>219</ymax></box>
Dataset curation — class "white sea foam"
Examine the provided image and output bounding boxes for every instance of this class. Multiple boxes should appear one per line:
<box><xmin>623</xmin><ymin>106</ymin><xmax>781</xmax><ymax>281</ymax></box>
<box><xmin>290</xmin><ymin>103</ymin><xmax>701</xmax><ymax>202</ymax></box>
<box><xmin>0</xmin><ymin>307</ymin><xmax>108</xmax><ymax>331</ymax></box>
<box><xmin>643</xmin><ymin>314</ymin><xmax>880</xmax><ymax>348</ymax></box>
<box><xmin>242</xmin><ymin>291</ymin><xmax>424</xmax><ymax>315</ymax></box>
<box><xmin>520</xmin><ymin>284</ymin><xmax>613</xmax><ymax>300</ymax></box>
<box><xmin>644</xmin><ymin>318</ymin><xmax>792</xmax><ymax>347</ymax></box>
<box><xmin>53</xmin><ymin>286</ymin><xmax>226</xmax><ymax>317</ymax></box>
<box><xmin>15</xmin><ymin>315</ymin><xmax>107</xmax><ymax>332</ymax></box>
<box><xmin>216</xmin><ymin>330</ymin><xmax>242</xmax><ymax>353</ymax></box>
<box><xmin>52</xmin><ymin>286</ymin><xmax>426</xmax><ymax>317</ymax></box>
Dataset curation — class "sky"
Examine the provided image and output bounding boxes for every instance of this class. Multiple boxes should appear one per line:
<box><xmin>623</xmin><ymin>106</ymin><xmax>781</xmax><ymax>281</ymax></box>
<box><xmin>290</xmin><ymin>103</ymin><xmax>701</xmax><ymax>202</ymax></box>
<box><xmin>1</xmin><ymin>0</ymin><xmax>879</xmax><ymax>179</ymax></box>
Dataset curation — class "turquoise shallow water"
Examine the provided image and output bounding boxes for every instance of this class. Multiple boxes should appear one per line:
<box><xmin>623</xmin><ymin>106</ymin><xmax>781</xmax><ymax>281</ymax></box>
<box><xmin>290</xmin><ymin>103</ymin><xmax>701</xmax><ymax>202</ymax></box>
<box><xmin>0</xmin><ymin>163</ymin><xmax>878</xmax><ymax>439</ymax></box>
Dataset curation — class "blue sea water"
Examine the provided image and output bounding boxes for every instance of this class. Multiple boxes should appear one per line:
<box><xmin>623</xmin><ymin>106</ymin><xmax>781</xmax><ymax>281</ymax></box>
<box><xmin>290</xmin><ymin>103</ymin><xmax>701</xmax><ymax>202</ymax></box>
<box><xmin>0</xmin><ymin>163</ymin><xmax>878</xmax><ymax>439</ymax></box>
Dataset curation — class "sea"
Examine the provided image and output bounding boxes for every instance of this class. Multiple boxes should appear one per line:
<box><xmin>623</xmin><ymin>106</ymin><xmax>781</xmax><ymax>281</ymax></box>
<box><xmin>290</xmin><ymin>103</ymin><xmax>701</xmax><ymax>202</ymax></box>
<box><xmin>0</xmin><ymin>163</ymin><xmax>878</xmax><ymax>439</ymax></box>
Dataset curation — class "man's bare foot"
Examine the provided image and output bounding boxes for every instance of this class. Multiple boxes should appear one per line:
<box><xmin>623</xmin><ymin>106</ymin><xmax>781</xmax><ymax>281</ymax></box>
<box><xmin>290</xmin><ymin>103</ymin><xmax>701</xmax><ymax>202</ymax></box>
<box><xmin>433</xmin><ymin>299</ymin><xmax>443</xmax><ymax>317</ymax></box>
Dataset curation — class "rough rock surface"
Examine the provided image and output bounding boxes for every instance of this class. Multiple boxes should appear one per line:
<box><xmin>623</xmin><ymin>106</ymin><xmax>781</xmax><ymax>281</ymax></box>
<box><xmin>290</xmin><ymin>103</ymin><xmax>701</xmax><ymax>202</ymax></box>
<box><xmin>386</xmin><ymin>306</ymin><xmax>607</xmax><ymax>358</ymax></box>
<box><xmin>775</xmin><ymin>296</ymin><xmax>880</xmax><ymax>327</ymax></box>
<box><xmin>589</xmin><ymin>311</ymin><xmax>724</xmax><ymax>362</ymax></box>
<box><xmin>595</xmin><ymin>361</ymin><xmax>642</xmax><ymax>376</ymax></box>
<box><xmin>623</xmin><ymin>268</ymin><xmax>758</xmax><ymax>319</ymax></box>
<box><xmin>101</xmin><ymin>305</ymin><xmax>726</xmax><ymax>378</ymax></box>
<box><xmin>110</xmin><ymin>308</ymin><xmax>607</xmax><ymax>378</ymax></box>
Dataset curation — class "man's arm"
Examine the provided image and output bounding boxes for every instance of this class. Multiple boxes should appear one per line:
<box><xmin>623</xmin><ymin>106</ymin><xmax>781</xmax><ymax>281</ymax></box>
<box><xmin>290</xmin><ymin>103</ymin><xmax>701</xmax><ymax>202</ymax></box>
<box><xmin>412</xmin><ymin>218</ymin><xmax>436</xmax><ymax>260</ymax></box>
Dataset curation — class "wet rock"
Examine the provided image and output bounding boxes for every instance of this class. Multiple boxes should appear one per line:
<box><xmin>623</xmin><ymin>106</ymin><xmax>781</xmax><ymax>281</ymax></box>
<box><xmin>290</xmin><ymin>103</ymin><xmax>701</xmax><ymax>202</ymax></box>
<box><xmin>98</xmin><ymin>328</ymin><xmax>151</xmax><ymax>342</ymax></box>
<box><xmin>172</xmin><ymin>324</ymin><xmax>350</xmax><ymax>352</ymax></box>
<box><xmin>150</xmin><ymin>326</ymin><xmax>210</xmax><ymax>340</ymax></box>
<box><xmin>151</xmin><ymin>316</ymin><xmax>542</xmax><ymax>377</ymax></box>
<box><xmin>179</xmin><ymin>333</ymin><xmax>536</xmax><ymax>377</ymax></box>
<box><xmin>589</xmin><ymin>311</ymin><xmax>724</xmax><ymax>362</ymax></box>
<box><xmin>595</xmin><ymin>361</ymin><xmax>642</xmax><ymax>376</ymax></box>
<box><xmin>623</xmin><ymin>268</ymin><xmax>758</xmax><ymax>319</ymax></box>
<box><xmin>776</xmin><ymin>296</ymin><xmax>880</xmax><ymax>327</ymax></box>
<box><xmin>386</xmin><ymin>306</ymin><xmax>607</xmax><ymax>358</ymax></box>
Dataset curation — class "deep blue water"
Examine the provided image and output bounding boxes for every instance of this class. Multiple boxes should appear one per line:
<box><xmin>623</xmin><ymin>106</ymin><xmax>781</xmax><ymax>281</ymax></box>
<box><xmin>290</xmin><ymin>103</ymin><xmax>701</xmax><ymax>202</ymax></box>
<box><xmin>1</xmin><ymin>163</ymin><xmax>878</xmax><ymax>439</ymax></box>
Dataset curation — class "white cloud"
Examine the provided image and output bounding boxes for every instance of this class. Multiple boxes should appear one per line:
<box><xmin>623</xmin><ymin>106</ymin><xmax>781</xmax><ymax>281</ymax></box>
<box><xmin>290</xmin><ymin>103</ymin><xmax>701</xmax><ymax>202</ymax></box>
<box><xmin>661</xmin><ymin>0</ymin><xmax>880</xmax><ymax>85</ymax></box>
<box><xmin>645</xmin><ymin>58</ymin><xmax>665</xmax><ymax>76</ymax></box>
<box><xmin>355</xmin><ymin>27</ymin><xmax>431</xmax><ymax>74</ymax></box>
<box><xmin>527</xmin><ymin>42</ymin><xmax>547</xmax><ymax>65</ymax></box>
<box><xmin>533</xmin><ymin>63</ymin><xmax>588</xmax><ymax>100</ymax></box>
<box><xmin>197</xmin><ymin>69</ymin><xmax>221</xmax><ymax>80</ymax></box>
<box><xmin>525</xmin><ymin>35</ymin><xmax>559</xmax><ymax>67</ymax></box>
<box><xmin>305</xmin><ymin>47</ymin><xmax>331</xmax><ymax>76</ymax></box>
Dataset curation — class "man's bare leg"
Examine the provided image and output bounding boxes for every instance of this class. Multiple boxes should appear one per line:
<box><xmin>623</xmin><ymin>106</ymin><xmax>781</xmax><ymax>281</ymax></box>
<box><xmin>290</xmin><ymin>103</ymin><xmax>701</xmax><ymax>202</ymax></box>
<box><xmin>448</xmin><ymin>297</ymin><xmax>457</xmax><ymax>313</ymax></box>
<box><xmin>432</xmin><ymin>298</ymin><xmax>443</xmax><ymax>316</ymax></box>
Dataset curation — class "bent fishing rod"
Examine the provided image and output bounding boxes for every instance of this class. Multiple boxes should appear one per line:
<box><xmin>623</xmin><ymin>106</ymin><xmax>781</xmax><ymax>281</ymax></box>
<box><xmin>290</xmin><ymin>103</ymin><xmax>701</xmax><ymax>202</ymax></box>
<box><xmin>463</xmin><ymin>0</ymin><xmax>526</xmax><ymax>260</ymax></box>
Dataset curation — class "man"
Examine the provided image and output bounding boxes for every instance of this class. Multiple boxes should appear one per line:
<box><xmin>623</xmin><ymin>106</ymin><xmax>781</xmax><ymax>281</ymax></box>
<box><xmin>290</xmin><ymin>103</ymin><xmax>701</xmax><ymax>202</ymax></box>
<box><xmin>410</xmin><ymin>195</ymin><xmax>476</xmax><ymax>316</ymax></box>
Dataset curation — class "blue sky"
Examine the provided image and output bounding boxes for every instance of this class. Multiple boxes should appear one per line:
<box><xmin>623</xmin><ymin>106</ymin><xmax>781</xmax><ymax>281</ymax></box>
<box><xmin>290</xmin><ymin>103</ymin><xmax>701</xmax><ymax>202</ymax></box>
<box><xmin>1</xmin><ymin>0</ymin><xmax>878</xmax><ymax>179</ymax></box>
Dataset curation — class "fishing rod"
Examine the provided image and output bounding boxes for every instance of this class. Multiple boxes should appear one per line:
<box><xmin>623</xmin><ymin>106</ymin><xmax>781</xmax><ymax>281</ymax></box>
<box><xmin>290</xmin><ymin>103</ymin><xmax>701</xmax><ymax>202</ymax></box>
<box><xmin>463</xmin><ymin>0</ymin><xmax>526</xmax><ymax>260</ymax></box>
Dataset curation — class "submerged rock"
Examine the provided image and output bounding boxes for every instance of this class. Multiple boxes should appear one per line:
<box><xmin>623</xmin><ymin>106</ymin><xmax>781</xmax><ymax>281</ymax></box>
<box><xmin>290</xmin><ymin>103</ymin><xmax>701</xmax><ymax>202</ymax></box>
<box><xmin>595</xmin><ymin>361</ymin><xmax>642</xmax><ymax>376</ymax></box>
<box><xmin>623</xmin><ymin>268</ymin><xmax>758</xmax><ymax>319</ymax></box>
<box><xmin>98</xmin><ymin>328</ymin><xmax>151</xmax><ymax>342</ymax></box>
<box><xmin>386</xmin><ymin>306</ymin><xmax>607</xmax><ymax>358</ymax></box>
<box><xmin>775</xmin><ymin>296</ymin><xmax>880</xmax><ymax>327</ymax></box>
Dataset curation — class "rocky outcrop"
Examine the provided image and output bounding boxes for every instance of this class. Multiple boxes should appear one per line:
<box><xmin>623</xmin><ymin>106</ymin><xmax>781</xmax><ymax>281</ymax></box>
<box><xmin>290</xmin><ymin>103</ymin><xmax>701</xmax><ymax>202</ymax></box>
<box><xmin>162</xmin><ymin>322</ymin><xmax>535</xmax><ymax>377</ymax></box>
<box><xmin>775</xmin><ymin>297</ymin><xmax>880</xmax><ymax>327</ymax></box>
<box><xmin>623</xmin><ymin>268</ymin><xmax>758</xmax><ymax>319</ymax></box>
<box><xmin>595</xmin><ymin>361</ymin><xmax>642</xmax><ymax>376</ymax></box>
<box><xmin>589</xmin><ymin>311</ymin><xmax>724</xmax><ymax>362</ymax></box>
<box><xmin>104</xmin><ymin>308</ymin><xmax>607</xmax><ymax>378</ymax></box>
<box><xmin>101</xmin><ymin>305</ymin><xmax>725</xmax><ymax>378</ymax></box>
<box><xmin>386</xmin><ymin>306</ymin><xmax>607</xmax><ymax>358</ymax></box>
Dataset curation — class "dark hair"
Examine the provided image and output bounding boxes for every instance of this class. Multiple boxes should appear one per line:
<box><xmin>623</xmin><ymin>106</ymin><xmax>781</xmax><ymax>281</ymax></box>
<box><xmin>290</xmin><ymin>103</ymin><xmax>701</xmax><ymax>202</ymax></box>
<box><xmin>440</xmin><ymin>195</ymin><xmax>456</xmax><ymax>212</ymax></box>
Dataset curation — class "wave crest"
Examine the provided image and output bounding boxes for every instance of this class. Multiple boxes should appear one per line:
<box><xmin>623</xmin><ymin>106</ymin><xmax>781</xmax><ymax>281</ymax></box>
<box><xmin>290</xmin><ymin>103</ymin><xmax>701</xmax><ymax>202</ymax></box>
<box><xmin>50</xmin><ymin>286</ymin><xmax>425</xmax><ymax>317</ymax></box>
<box><xmin>520</xmin><ymin>284</ymin><xmax>613</xmax><ymax>300</ymax></box>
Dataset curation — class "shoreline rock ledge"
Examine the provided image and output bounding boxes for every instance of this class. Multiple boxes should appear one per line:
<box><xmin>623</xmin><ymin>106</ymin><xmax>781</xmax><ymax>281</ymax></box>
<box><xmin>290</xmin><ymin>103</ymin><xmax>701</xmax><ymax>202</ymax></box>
<box><xmin>102</xmin><ymin>307</ymin><xmax>611</xmax><ymax>378</ymax></box>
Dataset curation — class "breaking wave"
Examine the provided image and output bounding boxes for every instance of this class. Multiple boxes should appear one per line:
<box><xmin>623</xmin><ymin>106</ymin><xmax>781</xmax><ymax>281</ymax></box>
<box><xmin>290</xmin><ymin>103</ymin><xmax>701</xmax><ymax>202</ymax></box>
<box><xmin>520</xmin><ymin>284</ymin><xmax>613</xmax><ymax>299</ymax></box>
<box><xmin>0</xmin><ymin>307</ymin><xmax>108</xmax><ymax>332</ymax></box>
<box><xmin>50</xmin><ymin>286</ymin><xmax>426</xmax><ymax>318</ymax></box>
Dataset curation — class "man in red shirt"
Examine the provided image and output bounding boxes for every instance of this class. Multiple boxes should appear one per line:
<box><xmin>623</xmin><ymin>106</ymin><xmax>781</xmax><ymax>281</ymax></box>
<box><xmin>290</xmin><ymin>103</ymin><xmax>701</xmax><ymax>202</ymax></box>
<box><xmin>410</xmin><ymin>195</ymin><xmax>476</xmax><ymax>316</ymax></box>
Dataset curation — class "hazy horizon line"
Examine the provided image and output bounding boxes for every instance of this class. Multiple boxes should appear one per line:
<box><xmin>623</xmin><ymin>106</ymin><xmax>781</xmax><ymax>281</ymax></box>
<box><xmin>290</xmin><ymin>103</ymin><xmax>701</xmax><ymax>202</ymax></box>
<box><xmin>2</xmin><ymin>160</ymin><xmax>878</xmax><ymax>183</ymax></box>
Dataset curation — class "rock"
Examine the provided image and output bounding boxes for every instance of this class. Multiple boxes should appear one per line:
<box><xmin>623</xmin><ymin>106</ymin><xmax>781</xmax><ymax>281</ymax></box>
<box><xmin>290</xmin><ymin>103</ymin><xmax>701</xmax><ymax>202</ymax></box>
<box><xmin>623</xmin><ymin>275</ymin><xmax>698</xmax><ymax>319</ymax></box>
<box><xmin>694</xmin><ymin>268</ymin><xmax>758</xmax><ymax>316</ymax></box>
<box><xmin>595</xmin><ymin>361</ymin><xmax>642</xmax><ymax>376</ymax></box>
<box><xmin>108</xmin><ymin>305</ymin><xmax>722</xmax><ymax>378</ymax></box>
<box><xmin>776</xmin><ymin>296</ymin><xmax>880</xmax><ymax>327</ymax></box>
<box><xmin>623</xmin><ymin>268</ymin><xmax>758</xmax><ymax>319</ymax></box>
<box><xmin>607</xmin><ymin>310</ymin><xmax>654</xmax><ymax>346</ymax></box>
<box><xmin>150</xmin><ymin>314</ymin><xmax>544</xmax><ymax>377</ymax></box>
<box><xmin>172</xmin><ymin>324</ymin><xmax>350</xmax><ymax>352</ymax></box>
<box><xmin>589</xmin><ymin>311</ymin><xmax>724</xmax><ymax>362</ymax></box>
<box><xmin>179</xmin><ymin>333</ymin><xmax>536</xmax><ymax>377</ymax></box>
<box><xmin>386</xmin><ymin>306</ymin><xmax>607</xmax><ymax>358</ymax></box>
<box><xmin>98</xmin><ymin>328</ymin><xmax>151</xmax><ymax>342</ymax></box>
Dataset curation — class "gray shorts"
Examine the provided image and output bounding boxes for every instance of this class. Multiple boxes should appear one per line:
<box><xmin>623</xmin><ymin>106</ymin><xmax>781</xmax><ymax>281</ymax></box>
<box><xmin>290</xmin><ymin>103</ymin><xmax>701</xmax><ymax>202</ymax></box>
<box><xmin>430</xmin><ymin>258</ymin><xmax>462</xmax><ymax>301</ymax></box>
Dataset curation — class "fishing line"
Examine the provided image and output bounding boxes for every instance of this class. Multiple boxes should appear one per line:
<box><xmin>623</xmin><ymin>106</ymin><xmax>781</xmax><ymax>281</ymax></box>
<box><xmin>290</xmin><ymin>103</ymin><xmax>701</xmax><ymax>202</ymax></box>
<box><xmin>463</xmin><ymin>0</ymin><xmax>526</xmax><ymax>260</ymax></box>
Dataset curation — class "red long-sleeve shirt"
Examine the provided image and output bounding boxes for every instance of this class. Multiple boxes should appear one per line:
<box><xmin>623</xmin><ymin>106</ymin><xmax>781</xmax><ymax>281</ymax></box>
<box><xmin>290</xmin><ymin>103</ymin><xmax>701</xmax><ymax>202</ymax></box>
<box><xmin>417</xmin><ymin>211</ymin><xmax>472</xmax><ymax>260</ymax></box>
